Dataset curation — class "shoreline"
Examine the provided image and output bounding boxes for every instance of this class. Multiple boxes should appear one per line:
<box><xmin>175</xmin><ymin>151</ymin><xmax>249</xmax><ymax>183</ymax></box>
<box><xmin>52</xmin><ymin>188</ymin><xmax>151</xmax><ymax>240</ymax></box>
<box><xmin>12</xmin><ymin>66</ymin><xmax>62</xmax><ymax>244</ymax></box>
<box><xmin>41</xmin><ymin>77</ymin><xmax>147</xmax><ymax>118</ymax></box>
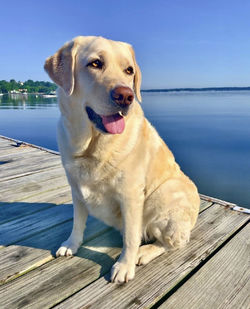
<box><xmin>1</xmin><ymin>87</ymin><xmax>250</xmax><ymax>97</ymax></box>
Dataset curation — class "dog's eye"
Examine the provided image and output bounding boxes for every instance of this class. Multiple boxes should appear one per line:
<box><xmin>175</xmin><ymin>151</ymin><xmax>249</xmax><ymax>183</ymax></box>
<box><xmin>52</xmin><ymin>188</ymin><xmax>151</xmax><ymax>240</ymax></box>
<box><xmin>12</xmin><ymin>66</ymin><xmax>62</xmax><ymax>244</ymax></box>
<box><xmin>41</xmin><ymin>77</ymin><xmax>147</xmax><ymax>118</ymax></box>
<box><xmin>125</xmin><ymin>66</ymin><xmax>134</xmax><ymax>75</ymax></box>
<box><xmin>87</xmin><ymin>59</ymin><xmax>103</xmax><ymax>69</ymax></box>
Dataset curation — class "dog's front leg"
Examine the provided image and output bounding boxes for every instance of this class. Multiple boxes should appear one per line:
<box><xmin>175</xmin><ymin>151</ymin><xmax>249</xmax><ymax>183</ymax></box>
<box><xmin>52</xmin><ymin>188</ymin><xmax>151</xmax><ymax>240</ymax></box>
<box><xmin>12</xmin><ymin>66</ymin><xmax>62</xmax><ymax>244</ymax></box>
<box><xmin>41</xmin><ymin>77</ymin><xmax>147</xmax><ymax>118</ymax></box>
<box><xmin>111</xmin><ymin>198</ymin><xmax>143</xmax><ymax>283</ymax></box>
<box><xmin>56</xmin><ymin>190</ymin><xmax>88</xmax><ymax>257</ymax></box>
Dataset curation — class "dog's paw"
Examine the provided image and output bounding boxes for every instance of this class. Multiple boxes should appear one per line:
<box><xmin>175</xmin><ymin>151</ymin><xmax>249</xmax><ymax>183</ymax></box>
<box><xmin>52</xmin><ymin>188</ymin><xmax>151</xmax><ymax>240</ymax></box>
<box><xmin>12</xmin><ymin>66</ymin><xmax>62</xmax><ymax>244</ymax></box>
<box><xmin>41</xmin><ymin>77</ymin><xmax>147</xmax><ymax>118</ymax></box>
<box><xmin>136</xmin><ymin>246</ymin><xmax>153</xmax><ymax>266</ymax></box>
<box><xmin>56</xmin><ymin>240</ymin><xmax>79</xmax><ymax>257</ymax></box>
<box><xmin>136</xmin><ymin>243</ymin><xmax>166</xmax><ymax>266</ymax></box>
<box><xmin>110</xmin><ymin>262</ymin><xmax>135</xmax><ymax>283</ymax></box>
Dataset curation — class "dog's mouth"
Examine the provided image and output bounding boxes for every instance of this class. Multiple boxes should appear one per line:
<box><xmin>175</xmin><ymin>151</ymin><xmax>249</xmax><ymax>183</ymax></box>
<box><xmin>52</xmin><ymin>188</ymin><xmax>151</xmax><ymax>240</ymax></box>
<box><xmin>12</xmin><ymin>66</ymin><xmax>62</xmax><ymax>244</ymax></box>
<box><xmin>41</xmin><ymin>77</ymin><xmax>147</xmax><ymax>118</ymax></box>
<box><xmin>86</xmin><ymin>107</ymin><xmax>126</xmax><ymax>134</ymax></box>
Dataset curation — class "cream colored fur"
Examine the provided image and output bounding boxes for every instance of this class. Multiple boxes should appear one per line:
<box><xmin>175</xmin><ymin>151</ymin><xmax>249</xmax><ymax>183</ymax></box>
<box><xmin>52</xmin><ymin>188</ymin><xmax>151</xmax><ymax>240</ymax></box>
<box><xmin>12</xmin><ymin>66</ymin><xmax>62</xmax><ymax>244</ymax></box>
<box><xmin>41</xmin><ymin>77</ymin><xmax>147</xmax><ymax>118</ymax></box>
<box><xmin>44</xmin><ymin>36</ymin><xmax>200</xmax><ymax>283</ymax></box>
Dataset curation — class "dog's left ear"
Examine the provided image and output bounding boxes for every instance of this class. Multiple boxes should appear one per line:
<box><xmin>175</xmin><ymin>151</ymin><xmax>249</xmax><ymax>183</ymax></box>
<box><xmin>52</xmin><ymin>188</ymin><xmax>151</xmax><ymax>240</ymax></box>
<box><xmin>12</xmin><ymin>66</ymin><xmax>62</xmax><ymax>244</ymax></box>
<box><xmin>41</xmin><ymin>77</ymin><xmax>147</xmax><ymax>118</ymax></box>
<box><xmin>129</xmin><ymin>45</ymin><xmax>142</xmax><ymax>102</ymax></box>
<box><xmin>44</xmin><ymin>40</ymin><xmax>78</xmax><ymax>96</ymax></box>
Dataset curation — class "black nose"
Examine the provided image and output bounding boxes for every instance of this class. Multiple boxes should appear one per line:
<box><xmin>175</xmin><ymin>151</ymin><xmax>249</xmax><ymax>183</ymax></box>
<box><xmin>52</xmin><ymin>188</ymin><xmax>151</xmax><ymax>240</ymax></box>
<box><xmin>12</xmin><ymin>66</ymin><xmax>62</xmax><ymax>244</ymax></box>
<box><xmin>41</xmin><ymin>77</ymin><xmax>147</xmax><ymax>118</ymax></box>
<box><xmin>110</xmin><ymin>86</ymin><xmax>134</xmax><ymax>107</ymax></box>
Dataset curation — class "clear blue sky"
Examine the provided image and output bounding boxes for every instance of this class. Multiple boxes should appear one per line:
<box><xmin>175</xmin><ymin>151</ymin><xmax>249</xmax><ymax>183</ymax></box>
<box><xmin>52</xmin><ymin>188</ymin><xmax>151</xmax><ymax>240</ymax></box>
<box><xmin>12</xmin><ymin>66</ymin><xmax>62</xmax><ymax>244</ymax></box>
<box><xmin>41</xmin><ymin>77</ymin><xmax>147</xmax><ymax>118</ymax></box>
<box><xmin>1</xmin><ymin>0</ymin><xmax>250</xmax><ymax>88</ymax></box>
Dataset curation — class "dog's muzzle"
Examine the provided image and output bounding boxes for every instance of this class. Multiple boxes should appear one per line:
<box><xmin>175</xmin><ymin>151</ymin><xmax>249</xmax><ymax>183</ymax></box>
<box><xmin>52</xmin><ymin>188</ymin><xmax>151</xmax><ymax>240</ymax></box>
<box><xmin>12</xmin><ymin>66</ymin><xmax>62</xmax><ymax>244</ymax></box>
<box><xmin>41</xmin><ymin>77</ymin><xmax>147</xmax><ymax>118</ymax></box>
<box><xmin>85</xmin><ymin>87</ymin><xmax>134</xmax><ymax>135</ymax></box>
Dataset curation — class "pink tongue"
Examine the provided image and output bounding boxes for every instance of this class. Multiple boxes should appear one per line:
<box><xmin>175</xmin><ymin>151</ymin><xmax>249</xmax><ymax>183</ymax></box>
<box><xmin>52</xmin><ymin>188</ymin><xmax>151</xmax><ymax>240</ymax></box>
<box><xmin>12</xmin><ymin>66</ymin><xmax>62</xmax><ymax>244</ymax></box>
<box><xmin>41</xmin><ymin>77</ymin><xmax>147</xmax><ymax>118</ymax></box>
<box><xmin>101</xmin><ymin>113</ymin><xmax>125</xmax><ymax>134</ymax></box>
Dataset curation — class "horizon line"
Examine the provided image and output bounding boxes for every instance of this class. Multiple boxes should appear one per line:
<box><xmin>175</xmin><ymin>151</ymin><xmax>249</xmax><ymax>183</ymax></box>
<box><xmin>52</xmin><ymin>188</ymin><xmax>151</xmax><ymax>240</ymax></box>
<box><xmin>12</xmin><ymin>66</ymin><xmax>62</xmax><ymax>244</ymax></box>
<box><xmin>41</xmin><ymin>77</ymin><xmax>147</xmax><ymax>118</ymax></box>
<box><xmin>141</xmin><ymin>86</ymin><xmax>250</xmax><ymax>92</ymax></box>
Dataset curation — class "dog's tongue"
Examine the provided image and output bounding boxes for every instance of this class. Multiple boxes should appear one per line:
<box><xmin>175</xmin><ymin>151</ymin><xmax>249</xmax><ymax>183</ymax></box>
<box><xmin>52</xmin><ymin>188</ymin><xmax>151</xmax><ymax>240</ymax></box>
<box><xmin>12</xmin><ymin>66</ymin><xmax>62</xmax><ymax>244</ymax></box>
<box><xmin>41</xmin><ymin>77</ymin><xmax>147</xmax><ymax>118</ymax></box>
<box><xmin>101</xmin><ymin>113</ymin><xmax>125</xmax><ymax>134</ymax></box>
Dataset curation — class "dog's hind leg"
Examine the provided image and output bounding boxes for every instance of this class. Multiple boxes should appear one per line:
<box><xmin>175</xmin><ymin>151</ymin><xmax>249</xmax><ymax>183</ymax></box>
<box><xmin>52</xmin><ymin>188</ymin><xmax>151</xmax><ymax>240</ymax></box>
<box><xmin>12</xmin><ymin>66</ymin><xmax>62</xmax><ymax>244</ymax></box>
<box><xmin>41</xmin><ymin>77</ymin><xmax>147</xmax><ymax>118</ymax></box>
<box><xmin>138</xmin><ymin>177</ymin><xmax>199</xmax><ymax>265</ymax></box>
<box><xmin>136</xmin><ymin>217</ymin><xmax>191</xmax><ymax>265</ymax></box>
<box><xmin>136</xmin><ymin>241</ymin><xmax>165</xmax><ymax>265</ymax></box>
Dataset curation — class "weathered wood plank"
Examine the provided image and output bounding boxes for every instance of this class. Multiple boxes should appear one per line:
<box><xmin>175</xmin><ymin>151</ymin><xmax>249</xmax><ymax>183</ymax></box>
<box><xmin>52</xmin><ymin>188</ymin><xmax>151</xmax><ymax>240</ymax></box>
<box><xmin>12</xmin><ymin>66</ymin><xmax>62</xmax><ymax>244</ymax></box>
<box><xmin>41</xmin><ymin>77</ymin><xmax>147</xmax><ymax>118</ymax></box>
<box><xmin>0</xmin><ymin>246</ymin><xmax>52</xmax><ymax>285</ymax></box>
<box><xmin>0</xmin><ymin>166</ymin><xmax>67</xmax><ymax>202</ymax></box>
<box><xmin>0</xmin><ymin>204</ymin><xmax>73</xmax><ymax>246</ymax></box>
<box><xmin>0</xmin><ymin>151</ymin><xmax>61</xmax><ymax>181</ymax></box>
<box><xmin>199</xmin><ymin>193</ymin><xmax>237</xmax><ymax>207</ymax></box>
<box><xmin>0</xmin><ymin>143</ymin><xmax>40</xmax><ymax>157</ymax></box>
<box><xmin>53</xmin><ymin>205</ymin><xmax>249</xmax><ymax>309</ymax></box>
<box><xmin>200</xmin><ymin>199</ymin><xmax>212</xmax><ymax>211</ymax></box>
<box><xmin>19</xmin><ymin>187</ymin><xmax>71</xmax><ymax>204</ymax></box>
<box><xmin>0</xmin><ymin>229</ymin><xmax>122</xmax><ymax>309</ymax></box>
<box><xmin>0</xmin><ymin>136</ymin><xmax>59</xmax><ymax>155</ymax></box>
<box><xmin>0</xmin><ymin>204</ymin><xmax>248</xmax><ymax>309</ymax></box>
<box><xmin>16</xmin><ymin>215</ymin><xmax>108</xmax><ymax>253</ymax></box>
<box><xmin>0</xmin><ymin>138</ymin><xmax>16</xmax><ymax>149</ymax></box>
<box><xmin>0</xmin><ymin>217</ymin><xmax>109</xmax><ymax>284</ymax></box>
<box><xmin>0</xmin><ymin>141</ymin><xmax>48</xmax><ymax>157</ymax></box>
<box><xmin>0</xmin><ymin>187</ymin><xmax>71</xmax><ymax>224</ymax></box>
<box><xmin>160</xmin><ymin>223</ymin><xmax>250</xmax><ymax>309</ymax></box>
<box><xmin>0</xmin><ymin>156</ymin><xmax>61</xmax><ymax>180</ymax></box>
<box><xmin>0</xmin><ymin>138</ymin><xmax>11</xmax><ymax>145</ymax></box>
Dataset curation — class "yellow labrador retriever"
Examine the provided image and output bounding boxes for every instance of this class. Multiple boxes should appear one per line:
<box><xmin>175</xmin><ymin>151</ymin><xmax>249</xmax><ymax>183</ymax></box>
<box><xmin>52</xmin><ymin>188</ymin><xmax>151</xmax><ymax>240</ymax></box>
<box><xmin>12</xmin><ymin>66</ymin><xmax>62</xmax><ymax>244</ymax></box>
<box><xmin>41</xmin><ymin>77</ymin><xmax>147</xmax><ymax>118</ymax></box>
<box><xmin>44</xmin><ymin>36</ymin><xmax>200</xmax><ymax>283</ymax></box>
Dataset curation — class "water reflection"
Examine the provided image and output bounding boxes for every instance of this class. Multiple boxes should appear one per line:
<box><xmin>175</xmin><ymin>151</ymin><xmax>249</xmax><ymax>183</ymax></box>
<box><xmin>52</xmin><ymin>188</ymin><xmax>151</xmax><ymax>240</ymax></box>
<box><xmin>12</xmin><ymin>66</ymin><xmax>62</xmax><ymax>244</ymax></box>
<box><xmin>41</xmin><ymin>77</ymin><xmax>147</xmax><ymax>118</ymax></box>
<box><xmin>0</xmin><ymin>93</ymin><xmax>57</xmax><ymax>109</ymax></box>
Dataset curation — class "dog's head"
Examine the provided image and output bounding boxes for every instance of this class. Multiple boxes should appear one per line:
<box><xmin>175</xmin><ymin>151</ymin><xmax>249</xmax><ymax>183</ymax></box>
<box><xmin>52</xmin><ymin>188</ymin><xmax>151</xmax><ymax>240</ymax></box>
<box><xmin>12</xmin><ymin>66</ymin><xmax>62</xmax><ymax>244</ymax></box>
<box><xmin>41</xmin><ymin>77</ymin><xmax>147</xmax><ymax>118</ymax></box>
<box><xmin>44</xmin><ymin>36</ymin><xmax>141</xmax><ymax>134</ymax></box>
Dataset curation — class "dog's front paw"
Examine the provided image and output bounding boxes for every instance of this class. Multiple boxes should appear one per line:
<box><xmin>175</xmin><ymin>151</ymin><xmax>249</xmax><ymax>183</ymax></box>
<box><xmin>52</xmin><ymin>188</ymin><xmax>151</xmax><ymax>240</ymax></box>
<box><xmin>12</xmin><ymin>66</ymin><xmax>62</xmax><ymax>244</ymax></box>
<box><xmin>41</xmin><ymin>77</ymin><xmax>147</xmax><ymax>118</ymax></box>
<box><xmin>56</xmin><ymin>240</ymin><xmax>80</xmax><ymax>257</ymax></box>
<box><xmin>110</xmin><ymin>261</ymin><xmax>135</xmax><ymax>283</ymax></box>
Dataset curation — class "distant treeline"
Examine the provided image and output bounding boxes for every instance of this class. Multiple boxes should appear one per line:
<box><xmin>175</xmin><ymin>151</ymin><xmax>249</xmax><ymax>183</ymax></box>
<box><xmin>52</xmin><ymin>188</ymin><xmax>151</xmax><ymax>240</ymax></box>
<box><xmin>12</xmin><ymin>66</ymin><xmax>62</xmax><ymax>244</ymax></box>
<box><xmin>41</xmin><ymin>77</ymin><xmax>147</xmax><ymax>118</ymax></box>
<box><xmin>1</xmin><ymin>80</ymin><xmax>250</xmax><ymax>94</ymax></box>
<box><xmin>141</xmin><ymin>87</ymin><xmax>250</xmax><ymax>92</ymax></box>
<box><xmin>0</xmin><ymin>79</ymin><xmax>56</xmax><ymax>94</ymax></box>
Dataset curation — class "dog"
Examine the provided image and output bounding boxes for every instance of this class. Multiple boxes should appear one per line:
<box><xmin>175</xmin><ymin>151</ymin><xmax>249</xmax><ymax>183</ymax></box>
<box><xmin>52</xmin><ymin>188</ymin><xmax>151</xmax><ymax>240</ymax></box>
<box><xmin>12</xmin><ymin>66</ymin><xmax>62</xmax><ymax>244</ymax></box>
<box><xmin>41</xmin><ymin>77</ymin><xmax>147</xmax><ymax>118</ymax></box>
<box><xmin>44</xmin><ymin>36</ymin><xmax>200</xmax><ymax>283</ymax></box>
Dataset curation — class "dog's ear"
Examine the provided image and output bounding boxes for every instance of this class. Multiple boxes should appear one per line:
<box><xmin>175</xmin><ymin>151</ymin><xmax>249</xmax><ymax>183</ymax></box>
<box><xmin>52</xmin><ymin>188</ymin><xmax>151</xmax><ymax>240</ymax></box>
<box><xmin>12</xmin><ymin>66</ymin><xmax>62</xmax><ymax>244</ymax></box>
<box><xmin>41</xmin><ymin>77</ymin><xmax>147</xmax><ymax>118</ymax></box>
<box><xmin>129</xmin><ymin>45</ymin><xmax>142</xmax><ymax>102</ymax></box>
<box><xmin>44</xmin><ymin>40</ymin><xmax>78</xmax><ymax>96</ymax></box>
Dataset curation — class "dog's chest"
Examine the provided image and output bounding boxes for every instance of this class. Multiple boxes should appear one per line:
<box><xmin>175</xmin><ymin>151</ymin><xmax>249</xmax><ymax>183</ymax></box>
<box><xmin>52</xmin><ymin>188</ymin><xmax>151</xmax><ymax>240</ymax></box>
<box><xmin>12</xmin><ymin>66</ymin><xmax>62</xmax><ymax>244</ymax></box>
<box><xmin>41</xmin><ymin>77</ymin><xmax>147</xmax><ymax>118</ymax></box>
<box><xmin>70</xmin><ymin>159</ymin><xmax>124</xmax><ymax>230</ymax></box>
<box><xmin>81</xmin><ymin>181</ymin><xmax>123</xmax><ymax>230</ymax></box>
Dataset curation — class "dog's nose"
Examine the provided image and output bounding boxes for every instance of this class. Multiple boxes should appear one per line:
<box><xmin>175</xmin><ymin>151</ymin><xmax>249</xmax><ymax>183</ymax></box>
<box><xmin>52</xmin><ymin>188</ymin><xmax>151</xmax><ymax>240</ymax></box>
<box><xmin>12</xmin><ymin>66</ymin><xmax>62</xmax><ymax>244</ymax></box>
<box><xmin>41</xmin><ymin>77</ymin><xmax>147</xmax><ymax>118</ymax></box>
<box><xmin>110</xmin><ymin>86</ymin><xmax>134</xmax><ymax>107</ymax></box>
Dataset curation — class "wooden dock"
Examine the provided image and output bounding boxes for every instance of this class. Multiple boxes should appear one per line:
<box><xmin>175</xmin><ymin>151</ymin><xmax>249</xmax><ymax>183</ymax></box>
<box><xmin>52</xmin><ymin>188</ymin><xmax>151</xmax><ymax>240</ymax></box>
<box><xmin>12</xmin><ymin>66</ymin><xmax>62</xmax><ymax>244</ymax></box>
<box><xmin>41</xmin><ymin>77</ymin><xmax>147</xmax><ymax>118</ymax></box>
<box><xmin>0</xmin><ymin>135</ymin><xmax>249</xmax><ymax>309</ymax></box>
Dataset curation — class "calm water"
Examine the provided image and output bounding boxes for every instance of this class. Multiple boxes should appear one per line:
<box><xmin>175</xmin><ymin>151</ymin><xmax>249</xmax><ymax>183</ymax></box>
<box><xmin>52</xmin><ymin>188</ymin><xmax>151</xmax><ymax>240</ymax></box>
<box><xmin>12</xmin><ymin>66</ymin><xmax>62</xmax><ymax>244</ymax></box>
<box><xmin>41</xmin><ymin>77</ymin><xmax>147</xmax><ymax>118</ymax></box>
<box><xmin>1</xmin><ymin>92</ymin><xmax>250</xmax><ymax>207</ymax></box>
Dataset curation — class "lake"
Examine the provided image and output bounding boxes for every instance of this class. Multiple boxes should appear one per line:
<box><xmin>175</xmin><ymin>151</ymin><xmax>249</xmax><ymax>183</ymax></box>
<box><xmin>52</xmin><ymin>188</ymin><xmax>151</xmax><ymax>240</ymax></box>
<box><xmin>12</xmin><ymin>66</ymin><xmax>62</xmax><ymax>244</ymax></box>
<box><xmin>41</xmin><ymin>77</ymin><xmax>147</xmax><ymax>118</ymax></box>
<box><xmin>1</xmin><ymin>91</ymin><xmax>250</xmax><ymax>208</ymax></box>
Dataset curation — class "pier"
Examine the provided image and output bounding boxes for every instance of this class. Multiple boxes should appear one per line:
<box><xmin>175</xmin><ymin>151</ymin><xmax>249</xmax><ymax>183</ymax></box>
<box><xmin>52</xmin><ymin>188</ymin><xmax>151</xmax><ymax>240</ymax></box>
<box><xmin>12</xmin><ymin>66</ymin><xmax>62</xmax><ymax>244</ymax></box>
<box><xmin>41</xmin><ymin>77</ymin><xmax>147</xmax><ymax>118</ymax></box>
<box><xmin>0</xmin><ymin>135</ymin><xmax>249</xmax><ymax>309</ymax></box>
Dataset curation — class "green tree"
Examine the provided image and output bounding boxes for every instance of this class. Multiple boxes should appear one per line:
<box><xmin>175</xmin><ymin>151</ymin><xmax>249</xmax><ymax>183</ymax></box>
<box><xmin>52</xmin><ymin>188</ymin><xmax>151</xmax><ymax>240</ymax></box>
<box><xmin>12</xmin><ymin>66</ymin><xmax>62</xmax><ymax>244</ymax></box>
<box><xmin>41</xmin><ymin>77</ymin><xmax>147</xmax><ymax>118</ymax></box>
<box><xmin>0</xmin><ymin>79</ymin><xmax>57</xmax><ymax>94</ymax></box>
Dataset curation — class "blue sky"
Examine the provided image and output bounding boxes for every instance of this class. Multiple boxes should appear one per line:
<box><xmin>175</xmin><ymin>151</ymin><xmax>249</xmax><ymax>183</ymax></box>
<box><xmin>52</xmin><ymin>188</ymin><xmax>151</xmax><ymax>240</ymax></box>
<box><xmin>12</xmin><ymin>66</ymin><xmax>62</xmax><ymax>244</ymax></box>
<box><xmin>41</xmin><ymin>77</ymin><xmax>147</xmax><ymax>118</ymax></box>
<box><xmin>1</xmin><ymin>0</ymin><xmax>250</xmax><ymax>88</ymax></box>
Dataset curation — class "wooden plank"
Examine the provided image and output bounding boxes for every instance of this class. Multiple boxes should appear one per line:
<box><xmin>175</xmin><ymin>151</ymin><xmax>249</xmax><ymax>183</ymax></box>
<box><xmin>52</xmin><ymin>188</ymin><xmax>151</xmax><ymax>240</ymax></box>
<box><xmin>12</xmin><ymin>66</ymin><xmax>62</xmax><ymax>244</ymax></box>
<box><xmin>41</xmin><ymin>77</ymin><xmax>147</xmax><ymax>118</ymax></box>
<box><xmin>199</xmin><ymin>193</ymin><xmax>237</xmax><ymax>207</ymax></box>
<box><xmin>0</xmin><ymin>136</ymin><xmax>59</xmax><ymax>156</ymax></box>
<box><xmin>0</xmin><ymin>139</ymin><xmax>46</xmax><ymax>156</ymax></box>
<box><xmin>200</xmin><ymin>199</ymin><xmax>212</xmax><ymax>211</ymax></box>
<box><xmin>0</xmin><ymin>204</ymin><xmax>73</xmax><ymax>246</ymax></box>
<box><xmin>19</xmin><ymin>187</ymin><xmax>71</xmax><ymax>204</ymax></box>
<box><xmin>0</xmin><ymin>146</ymin><xmax>18</xmax><ymax>155</ymax></box>
<box><xmin>0</xmin><ymin>151</ymin><xmax>61</xmax><ymax>182</ymax></box>
<box><xmin>0</xmin><ymin>217</ymin><xmax>109</xmax><ymax>284</ymax></box>
<box><xmin>0</xmin><ymin>187</ymin><xmax>71</xmax><ymax>224</ymax></box>
<box><xmin>16</xmin><ymin>215</ymin><xmax>108</xmax><ymax>253</ymax></box>
<box><xmin>0</xmin><ymin>229</ymin><xmax>122</xmax><ymax>309</ymax></box>
<box><xmin>0</xmin><ymin>138</ymin><xmax>11</xmax><ymax>145</ymax></box>
<box><xmin>0</xmin><ymin>145</ymin><xmax>38</xmax><ymax>158</ymax></box>
<box><xmin>0</xmin><ymin>246</ymin><xmax>52</xmax><ymax>285</ymax></box>
<box><xmin>0</xmin><ymin>138</ymin><xmax>16</xmax><ymax>149</ymax></box>
<box><xmin>53</xmin><ymin>205</ymin><xmax>249</xmax><ymax>309</ymax></box>
<box><xmin>160</xmin><ymin>223</ymin><xmax>250</xmax><ymax>309</ymax></box>
<box><xmin>0</xmin><ymin>155</ymin><xmax>61</xmax><ymax>181</ymax></box>
<box><xmin>0</xmin><ymin>204</ymin><xmax>248</xmax><ymax>309</ymax></box>
<box><xmin>0</xmin><ymin>166</ymin><xmax>67</xmax><ymax>202</ymax></box>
